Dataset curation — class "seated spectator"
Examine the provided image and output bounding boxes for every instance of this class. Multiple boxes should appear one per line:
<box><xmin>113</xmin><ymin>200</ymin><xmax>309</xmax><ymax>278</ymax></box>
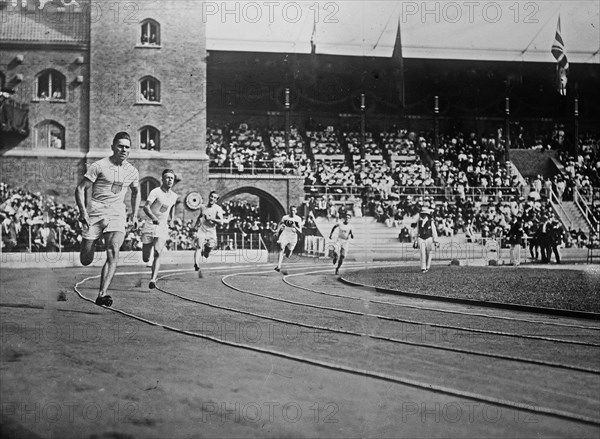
<box><xmin>398</xmin><ymin>226</ymin><xmax>411</xmax><ymax>243</ymax></box>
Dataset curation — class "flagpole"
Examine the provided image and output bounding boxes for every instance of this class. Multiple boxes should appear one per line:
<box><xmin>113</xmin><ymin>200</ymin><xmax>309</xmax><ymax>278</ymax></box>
<box><xmin>360</xmin><ymin>93</ymin><xmax>366</xmax><ymax>160</ymax></box>
<box><xmin>573</xmin><ymin>95</ymin><xmax>579</xmax><ymax>152</ymax></box>
<box><xmin>434</xmin><ymin>96</ymin><xmax>439</xmax><ymax>151</ymax></box>
<box><xmin>284</xmin><ymin>88</ymin><xmax>290</xmax><ymax>154</ymax></box>
<box><xmin>505</xmin><ymin>97</ymin><xmax>511</xmax><ymax>163</ymax></box>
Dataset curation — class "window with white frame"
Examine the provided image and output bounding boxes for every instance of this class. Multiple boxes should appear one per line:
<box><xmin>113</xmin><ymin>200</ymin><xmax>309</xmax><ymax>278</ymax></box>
<box><xmin>37</xmin><ymin>70</ymin><xmax>66</xmax><ymax>100</ymax></box>
<box><xmin>139</xmin><ymin>76</ymin><xmax>160</xmax><ymax>102</ymax></box>
<box><xmin>139</xmin><ymin>126</ymin><xmax>160</xmax><ymax>151</ymax></box>
<box><xmin>35</xmin><ymin>120</ymin><xmax>65</xmax><ymax>149</ymax></box>
<box><xmin>140</xmin><ymin>20</ymin><xmax>160</xmax><ymax>45</ymax></box>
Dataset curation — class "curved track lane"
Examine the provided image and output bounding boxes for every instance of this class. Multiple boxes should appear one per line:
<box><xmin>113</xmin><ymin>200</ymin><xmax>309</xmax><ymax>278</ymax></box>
<box><xmin>74</xmin><ymin>263</ymin><xmax>600</xmax><ymax>427</ymax></box>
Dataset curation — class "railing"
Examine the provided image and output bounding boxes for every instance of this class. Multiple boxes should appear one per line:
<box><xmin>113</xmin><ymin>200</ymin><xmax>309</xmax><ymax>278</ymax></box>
<box><xmin>0</xmin><ymin>226</ymin><xmax>266</xmax><ymax>254</ymax></box>
<box><xmin>209</xmin><ymin>160</ymin><xmax>298</xmax><ymax>176</ymax></box>
<box><xmin>507</xmin><ymin>161</ymin><xmax>527</xmax><ymax>187</ymax></box>
<box><xmin>549</xmin><ymin>187</ymin><xmax>573</xmax><ymax>230</ymax></box>
<box><xmin>303</xmin><ymin>235</ymin><xmax>328</xmax><ymax>257</ymax></box>
<box><xmin>215</xmin><ymin>232</ymin><xmax>265</xmax><ymax>251</ymax></box>
<box><xmin>305</xmin><ymin>185</ymin><xmax>525</xmax><ymax>203</ymax></box>
<box><xmin>306</xmin><ymin>185</ymin><xmax>369</xmax><ymax>199</ymax></box>
<box><xmin>1</xmin><ymin>223</ymin><xmax>69</xmax><ymax>255</ymax></box>
<box><xmin>258</xmin><ymin>234</ymin><xmax>268</xmax><ymax>252</ymax></box>
<box><xmin>573</xmin><ymin>187</ymin><xmax>599</xmax><ymax>232</ymax></box>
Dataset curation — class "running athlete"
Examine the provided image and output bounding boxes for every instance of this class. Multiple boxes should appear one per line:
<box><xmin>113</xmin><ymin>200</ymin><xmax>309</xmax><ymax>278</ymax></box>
<box><xmin>75</xmin><ymin>132</ymin><xmax>140</xmax><ymax>307</ymax></box>
<box><xmin>193</xmin><ymin>191</ymin><xmax>227</xmax><ymax>273</ymax></box>
<box><xmin>274</xmin><ymin>205</ymin><xmax>303</xmax><ymax>273</ymax></box>
<box><xmin>141</xmin><ymin>169</ymin><xmax>178</xmax><ymax>289</ymax></box>
<box><xmin>329</xmin><ymin>212</ymin><xmax>354</xmax><ymax>275</ymax></box>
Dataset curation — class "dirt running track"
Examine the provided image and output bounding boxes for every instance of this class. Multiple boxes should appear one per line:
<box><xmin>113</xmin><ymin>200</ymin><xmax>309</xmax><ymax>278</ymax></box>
<box><xmin>1</xmin><ymin>259</ymin><xmax>599</xmax><ymax>439</ymax></box>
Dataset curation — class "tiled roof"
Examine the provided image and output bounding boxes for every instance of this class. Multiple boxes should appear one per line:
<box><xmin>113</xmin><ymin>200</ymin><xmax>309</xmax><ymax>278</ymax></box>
<box><xmin>0</xmin><ymin>8</ymin><xmax>89</xmax><ymax>42</ymax></box>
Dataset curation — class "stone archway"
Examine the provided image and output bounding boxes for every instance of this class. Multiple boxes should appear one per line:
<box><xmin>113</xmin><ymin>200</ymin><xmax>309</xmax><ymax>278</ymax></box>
<box><xmin>219</xmin><ymin>186</ymin><xmax>286</xmax><ymax>224</ymax></box>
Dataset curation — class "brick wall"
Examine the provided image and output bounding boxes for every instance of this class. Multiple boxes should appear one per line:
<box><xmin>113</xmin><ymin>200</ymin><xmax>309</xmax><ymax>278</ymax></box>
<box><xmin>88</xmin><ymin>0</ymin><xmax>206</xmax><ymax>153</ymax></box>
<box><xmin>1</xmin><ymin>47</ymin><xmax>88</xmax><ymax>151</ymax></box>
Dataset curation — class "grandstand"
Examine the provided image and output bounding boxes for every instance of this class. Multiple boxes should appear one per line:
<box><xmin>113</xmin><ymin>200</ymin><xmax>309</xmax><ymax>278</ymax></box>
<box><xmin>1</xmin><ymin>0</ymin><xmax>599</xmax><ymax>257</ymax></box>
<box><xmin>2</xmin><ymin>4</ymin><xmax>600</xmax><ymax>439</ymax></box>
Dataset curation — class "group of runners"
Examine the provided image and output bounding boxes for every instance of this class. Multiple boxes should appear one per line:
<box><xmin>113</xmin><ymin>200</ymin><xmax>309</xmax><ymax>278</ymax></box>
<box><xmin>76</xmin><ymin>132</ymin><xmax>356</xmax><ymax>307</ymax></box>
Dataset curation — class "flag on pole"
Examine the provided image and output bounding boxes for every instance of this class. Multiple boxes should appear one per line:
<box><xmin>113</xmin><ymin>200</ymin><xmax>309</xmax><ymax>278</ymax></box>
<box><xmin>551</xmin><ymin>16</ymin><xmax>569</xmax><ymax>96</ymax></box>
<box><xmin>310</xmin><ymin>18</ymin><xmax>316</xmax><ymax>55</ymax></box>
<box><xmin>392</xmin><ymin>15</ymin><xmax>405</xmax><ymax>111</ymax></box>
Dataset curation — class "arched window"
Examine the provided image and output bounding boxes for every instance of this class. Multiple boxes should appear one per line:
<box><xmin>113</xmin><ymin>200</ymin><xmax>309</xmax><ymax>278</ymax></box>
<box><xmin>140</xmin><ymin>19</ymin><xmax>160</xmax><ymax>45</ymax></box>
<box><xmin>139</xmin><ymin>76</ymin><xmax>160</xmax><ymax>102</ymax></box>
<box><xmin>36</xmin><ymin>69</ymin><xmax>66</xmax><ymax>100</ymax></box>
<box><xmin>140</xmin><ymin>177</ymin><xmax>160</xmax><ymax>201</ymax></box>
<box><xmin>139</xmin><ymin>126</ymin><xmax>160</xmax><ymax>151</ymax></box>
<box><xmin>35</xmin><ymin>120</ymin><xmax>65</xmax><ymax>149</ymax></box>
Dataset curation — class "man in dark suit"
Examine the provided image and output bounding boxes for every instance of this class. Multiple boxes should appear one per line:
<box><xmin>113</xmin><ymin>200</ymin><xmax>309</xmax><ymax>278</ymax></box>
<box><xmin>547</xmin><ymin>219</ymin><xmax>564</xmax><ymax>264</ymax></box>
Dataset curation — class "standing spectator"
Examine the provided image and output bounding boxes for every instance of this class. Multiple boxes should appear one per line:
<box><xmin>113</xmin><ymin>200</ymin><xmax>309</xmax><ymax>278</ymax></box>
<box><xmin>507</xmin><ymin>218</ymin><xmax>524</xmax><ymax>266</ymax></box>
<box><xmin>34</xmin><ymin>222</ymin><xmax>52</xmax><ymax>251</ymax></box>
<box><xmin>547</xmin><ymin>219</ymin><xmax>563</xmax><ymax>264</ymax></box>
<box><xmin>538</xmin><ymin>217</ymin><xmax>551</xmax><ymax>263</ymax></box>
<box><xmin>555</xmin><ymin>177</ymin><xmax>566</xmax><ymax>201</ymax></box>
<box><xmin>1</xmin><ymin>212</ymin><xmax>19</xmax><ymax>251</ymax></box>
<box><xmin>524</xmin><ymin>220</ymin><xmax>540</xmax><ymax>260</ymax></box>
<box><xmin>543</xmin><ymin>178</ymin><xmax>553</xmax><ymax>198</ymax></box>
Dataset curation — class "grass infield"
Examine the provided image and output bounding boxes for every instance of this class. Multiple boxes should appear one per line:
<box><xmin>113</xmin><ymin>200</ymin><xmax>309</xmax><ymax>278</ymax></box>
<box><xmin>344</xmin><ymin>265</ymin><xmax>600</xmax><ymax>313</ymax></box>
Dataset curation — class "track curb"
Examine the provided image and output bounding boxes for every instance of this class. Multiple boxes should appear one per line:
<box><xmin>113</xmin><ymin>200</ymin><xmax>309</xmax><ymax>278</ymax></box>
<box><xmin>338</xmin><ymin>275</ymin><xmax>600</xmax><ymax>321</ymax></box>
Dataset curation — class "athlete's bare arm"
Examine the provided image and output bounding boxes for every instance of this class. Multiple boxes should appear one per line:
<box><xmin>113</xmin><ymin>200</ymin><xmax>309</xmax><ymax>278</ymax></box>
<box><xmin>143</xmin><ymin>199</ymin><xmax>159</xmax><ymax>224</ymax></box>
<box><xmin>130</xmin><ymin>182</ymin><xmax>141</xmax><ymax>227</ymax></box>
<box><xmin>168</xmin><ymin>203</ymin><xmax>177</xmax><ymax>228</ymax></box>
<box><xmin>75</xmin><ymin>178</ymin><xmax>93</xmax><ymax>228</ymax></box>
<box><xmin>194</xmin><ymin>206</ymin><xmax>204</xmax><ymax>229</ymax></box>
<box><xmin>329</xmin><ymin>224</ymin><xmax>339</xmax><ymax>240</ymax></box>
<box><xmin>294</xmin><ymin>218</ymin><xmax>303</xmax><ymax>234</ymax></box>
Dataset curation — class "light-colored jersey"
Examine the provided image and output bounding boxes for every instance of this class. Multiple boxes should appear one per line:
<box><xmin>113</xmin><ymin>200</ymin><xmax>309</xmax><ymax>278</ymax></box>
<box><xmin>198</xmin><ymin>203</ymin><xmax>224</xmax><ymax>232</ymax></box>
<box><xmin>146</xmin><ymin>187</ymin><xmax>178</xmax><ymax>225</ymax></box>
<box><xmin>280</xmin><ymin>214</ymin><xmax>302</xmax><ymax>234</ymax></box>
<box><xmin>85</xmin><ymin>157</ymin><xmax>139</xmax><ymax>216</ymax></box>
<box><xmin>335</xmin><ymin>221</ymin><xmax>352</xmax><ymax>241</ymax></box>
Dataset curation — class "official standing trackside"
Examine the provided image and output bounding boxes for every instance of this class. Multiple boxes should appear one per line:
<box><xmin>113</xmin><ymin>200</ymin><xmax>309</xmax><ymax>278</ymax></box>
<box><xmin>415</xmin><ymin>207</ymin><xmax>439</xmax><ymax>273</ymax></box>
<box><xmin>507</xmin><ymin>217</ymin><xmax>525</xmax><ymax>266</ymax></box>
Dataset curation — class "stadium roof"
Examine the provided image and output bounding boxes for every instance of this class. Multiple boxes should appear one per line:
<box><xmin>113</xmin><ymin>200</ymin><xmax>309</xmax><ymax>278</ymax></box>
<box><xmin>206</xmin><ymin>1</ymin><xmax>600</xmax><ymax>64</ymax></box>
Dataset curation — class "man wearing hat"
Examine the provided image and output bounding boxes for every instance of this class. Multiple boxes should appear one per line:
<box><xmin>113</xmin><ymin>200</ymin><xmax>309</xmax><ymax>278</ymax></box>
<box><xmin>546</xmin><ymin>218</ymin><xmax>564</xmax><ymax>264</ymax></box>
<box><xmin>415</xmin><ymin>207</ymin><xmax>439</xmax><ymax>273</ymax></box>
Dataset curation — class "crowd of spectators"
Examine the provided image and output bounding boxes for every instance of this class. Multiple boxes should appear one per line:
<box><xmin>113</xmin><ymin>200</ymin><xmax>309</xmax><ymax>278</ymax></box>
<box><xmin>381</xmin><ymin>128</ymin><xmax>418</xmax><ymax>158</ymax></box>
<box><xmin>429</xmin><ymin>133</ymin><xmax>514</xmax><ymax>188</ymax></box>
<box><xmin>1</xmin><ymin>182</ymin><xmax>282</xmax><ymax>253</ymax></box>
<box><xmin>207</xmin><ymin>124</ymin><xmax>271</xmax><ymax>173</ymax></box>
<box><xmin>270</xmin><ymin>128</ymin><xmax>306</xmax><ymax>158</ymax></box>
<box><xmin>341</xmin><ymin>131</ymin><xmax>379</xmax><ymax>156</ymax></box>
<box><xmin>308</xmin><ymin>128</ymin><xmax>342</xmax><ymax>155</ymax></box>
<box><xmin>558</xmin><ymin>135</ymin><xmax>599</xmax><ymax>197</ymax></box>
<box><xmin>1</xmin><ymin>182</ymin><xmax>82</xmax><ymax>252</ymax></box>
